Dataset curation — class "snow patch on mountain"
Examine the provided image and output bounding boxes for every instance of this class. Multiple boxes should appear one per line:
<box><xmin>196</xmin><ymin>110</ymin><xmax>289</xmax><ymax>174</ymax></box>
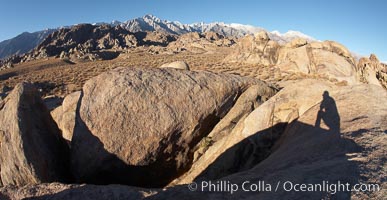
<box><xmin>269</xmin><ymin>30</ymin><xmax>317</xmax><ymax>44</ymax></box>
<box><xmin>117</xmin><ymin>15</ymin><xmax>317</xmax><ymax>43</ymax></box>
<box><xmin>350</xmin><ymin>51</ymin><xmax>364</xmax><ymax>62</ymax></box>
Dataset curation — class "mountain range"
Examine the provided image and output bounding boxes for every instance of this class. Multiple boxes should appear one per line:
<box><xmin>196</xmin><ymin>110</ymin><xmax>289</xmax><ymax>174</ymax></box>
<box><xmin>0</xmin><ymin>14</ymin><xmax>316</xmax><ymax>59</ymax></box>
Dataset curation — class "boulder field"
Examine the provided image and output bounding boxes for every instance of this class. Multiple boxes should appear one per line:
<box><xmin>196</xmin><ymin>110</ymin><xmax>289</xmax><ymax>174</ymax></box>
<box><xmin>0</xmin><ymin>68</ymin><xmax>386</xmax><ymax>200</ymax></box>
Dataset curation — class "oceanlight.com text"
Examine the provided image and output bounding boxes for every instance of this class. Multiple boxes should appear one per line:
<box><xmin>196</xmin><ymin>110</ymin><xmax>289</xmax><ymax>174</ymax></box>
<box><xmin>187</xmin><ymin>180</ymin><xmax>380</xmax><ymax>195</ymax></box>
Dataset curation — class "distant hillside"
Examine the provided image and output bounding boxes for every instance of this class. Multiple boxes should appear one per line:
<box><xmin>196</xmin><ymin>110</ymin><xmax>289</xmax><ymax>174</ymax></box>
<box><xmin>0</xmin><ymin>29</ymin><xmax>55</xmax><ymax>59</ymax></box>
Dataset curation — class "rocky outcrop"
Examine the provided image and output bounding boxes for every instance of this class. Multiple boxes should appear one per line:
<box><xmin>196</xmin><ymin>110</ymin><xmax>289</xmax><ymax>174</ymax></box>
<box><xmin>1</xmin><ymin>25</ymin><xmax>178</xmax><ymax>65</ymax></box>
<box><xmin>0</xmin><ymin>55</ymin><xmax>22</xmax><ymax>71</ymax></box>
<box><xmin>134</xmin><ymin>31</ymin><xmax>177</xmax><ymax>47</ymax></box>
<box><xmin>51</xmin><ymin>91</ymin><xmax>81</xmax><ymax>142</ymax></box>
<box><xmin>70</xmin><ymin>67</ymin><xmax>275</xmax><ymax>187</ymax></box>
<box><xmin>224</xmin><ymin>33</ymin><xmax>387</xmax><ymax>86</ymax></box>
<box><xmin>0</xmin><ymin>62</ymin><xmax>12</xmax><ymax>71</ymax></box>
<box><xmin>0</xmin><ymin>83</ymin><xmax>70</xmax><ymax>186</ymax></box>
<box><xmin>224</xmin><ymin>31</ymin><xmax>280</xmax><ymax>65</ymax></box>
<box><xmin>31</xmin><ymin>24</ymin><xmax>137</xmax><ymax>61</ymax></box>
<box><xmin>159</xmin><ymin>61</ymin><xmax>190</xmax><ymax>70</ymax></box>
<box><xmin>42</xmin><ymin>24</ymin><xmax>135</xmax><ymax>52</ymax></box>
<box><xmin>2</xmin><ymin>24</ymin><xmax>133</xmax><ymax>63</ymax></box>
<box><xmin>356</xmin><ymin>54</ymin><xmax>387</xmax><ymax>88</ymax></box>
<box><xmin>167</xmin><ymin>32</ymin><xmax>235</xmax><ymax>53</ymax></box>
<box><xmin>284</xmin><ymin>37</ymin><xmax>308</xmax><ymax>48</ymax></box>
<box><xmin>277</xmin><ymin>40</ymin><xmax>358</xmax><ymax>84</ymax></box>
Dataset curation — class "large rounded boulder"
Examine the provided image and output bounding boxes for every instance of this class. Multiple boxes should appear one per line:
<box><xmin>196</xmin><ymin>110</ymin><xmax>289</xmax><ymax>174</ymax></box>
<box><xmin>159</xmin><ymin>61</ymin><xmax>190</xmax><ymax>70</ymax></box>
<box><xmin>70</xmin><ymin>67</ymin><xmax>275</xmax><ymax>187</ymax></box>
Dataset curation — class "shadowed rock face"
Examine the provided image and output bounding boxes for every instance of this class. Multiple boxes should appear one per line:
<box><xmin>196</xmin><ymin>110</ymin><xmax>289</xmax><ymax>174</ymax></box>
<box><xmin>70</xmin><ymin>67</ymin><xmax>275</xmax><ymax>187</ymax></box>
<box><xmin>0</xmin><ymin>83</ymin><xmax>70</xmax><ymax>186</ymax></box>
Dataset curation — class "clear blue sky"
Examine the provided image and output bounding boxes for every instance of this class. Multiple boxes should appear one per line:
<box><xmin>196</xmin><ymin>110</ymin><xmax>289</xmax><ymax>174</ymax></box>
<box><xmin>0</xmin><ymin>0</ymin><xmax>386</xmax><ymax>61</ymax></box>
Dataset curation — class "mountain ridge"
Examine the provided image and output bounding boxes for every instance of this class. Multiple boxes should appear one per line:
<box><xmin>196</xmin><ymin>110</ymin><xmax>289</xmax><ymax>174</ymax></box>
<box><xmin>0</xmin><ymin>14</ymin><xmax>316</xmax><ymax>59</ymax></box>
<box><xmin>0</xmin><ymin>29</ymin><xmax>56</xmax><ymax>59</ymax></box>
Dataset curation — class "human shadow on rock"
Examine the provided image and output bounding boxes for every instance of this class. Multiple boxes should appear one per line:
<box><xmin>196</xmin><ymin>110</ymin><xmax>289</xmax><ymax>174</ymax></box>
<box><xmin>192</xmin><ymin>98</ymin><xmax>362</xmax><ymax>199</ymax></box>
<box><xmin>315</xmin><ymin>91</ymin><xmax>340</xmax><ymax>133</ymax></box>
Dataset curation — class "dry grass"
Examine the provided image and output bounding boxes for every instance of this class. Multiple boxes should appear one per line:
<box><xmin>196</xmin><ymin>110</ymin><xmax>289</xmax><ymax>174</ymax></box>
<box><xmin>0</xmin><ymin>47</ymin><xmax>340</xmax><ymax>98</ymax></box>
<box><xmin>0</xmin><ymin>49</ymin><xmax>230</xmax><ymax>97</ymax></box>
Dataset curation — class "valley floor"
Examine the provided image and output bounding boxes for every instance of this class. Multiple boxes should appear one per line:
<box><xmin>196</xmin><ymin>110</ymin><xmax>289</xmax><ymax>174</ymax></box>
<box><xmin>0</xmin><ymin>48</ymin><xmax>338</xmax><ymax>99</ymax></box>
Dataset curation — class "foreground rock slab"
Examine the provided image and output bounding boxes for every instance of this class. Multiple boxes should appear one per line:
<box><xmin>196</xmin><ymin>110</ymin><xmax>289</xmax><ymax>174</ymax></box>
<box><xmin>0</xmin><ymin>83</ymin><xmax>70</xmax><ymax>186</ymax></box>
<box><xmin>155</xmin><ymin>80</ymin><xmax>387</xmax><ymax>199</ymax></box>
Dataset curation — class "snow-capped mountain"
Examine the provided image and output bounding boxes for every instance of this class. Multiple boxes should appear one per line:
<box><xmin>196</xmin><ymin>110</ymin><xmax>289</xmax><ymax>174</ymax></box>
<box><xmin>269</xmin><ymin>30</ymin><xmax>317</xmax><ymax>44</ymax></box>
<box><xmin>119</xmin><ymin>15</ymin><xmax>316</xmax><ymax>42</ymax></box>
<box><xmin>188</xmin><ymin>22</ymin><xmax>265</xmax><ymax>37</ymax></box>
<box><xmin>121</xmin><ymin>15</ymin><xmax>262</xmax><ymax>38</ymax></box>
<box><xmin>0</xmin><ymin>14</ymin><xmax>317</xmax><ymax>59</ymax></box>
<box><xmin>92</xmin><ymin>20</ymin><xmax>122</xmax><ymax>26</ymax></box>
<box><xmin>120</xmin><ymin>14</ymin><xmax>194</xmax><ymax>34</ymax></box>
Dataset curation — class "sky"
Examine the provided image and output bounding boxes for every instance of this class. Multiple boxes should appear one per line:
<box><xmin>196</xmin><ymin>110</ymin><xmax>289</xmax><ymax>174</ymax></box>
<box><xmin>0</xmin><ymin>0</ymin><xmax>386</xmax><ymax>61</ymax></box>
